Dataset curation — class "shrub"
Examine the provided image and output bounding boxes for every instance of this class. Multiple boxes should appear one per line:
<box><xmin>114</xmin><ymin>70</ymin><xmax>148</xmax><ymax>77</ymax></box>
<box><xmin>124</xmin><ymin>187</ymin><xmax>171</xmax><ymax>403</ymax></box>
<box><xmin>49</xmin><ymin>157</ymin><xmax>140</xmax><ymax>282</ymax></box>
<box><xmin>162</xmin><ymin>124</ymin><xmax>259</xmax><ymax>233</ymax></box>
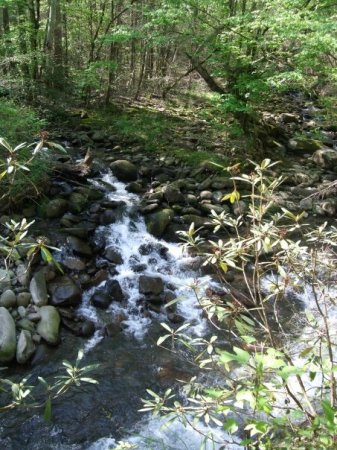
<box><xmin>141</xmin><ymin>160</ymin><xmax>337</xmax><ymax>449</ymax></box>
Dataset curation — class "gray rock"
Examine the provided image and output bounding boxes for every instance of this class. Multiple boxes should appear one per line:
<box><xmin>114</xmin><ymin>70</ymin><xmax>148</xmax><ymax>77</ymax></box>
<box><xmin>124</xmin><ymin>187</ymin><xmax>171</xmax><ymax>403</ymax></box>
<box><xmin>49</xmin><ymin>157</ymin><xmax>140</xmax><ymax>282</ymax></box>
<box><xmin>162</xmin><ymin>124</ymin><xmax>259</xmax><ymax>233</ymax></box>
<box><xmin>145</xmin><ymin>208</ymin><xmax>174</xmax><ymax>237</ymax></box>
<box><xmin>49</xmin><ymin>276</ymin><xmax>82</xmax><ymax>307</ymax></box>
<box><xmin>46</xmin><ymin>198</ymin><xmax>69</xmax><ymax>219</ymax></box>
<box><xmin>69</xmin><ymin>192</ymin><xmax>88</xmax><ymax>214</ymax></box>
<box><xmin>104</xmin><ymin>247</ymin><xmax>123</xmax><ymax>265</ymax></box>
<box><xmin>139</xmin><ymin>275</ymin><xmax>164</xmax><ymax>295</ymax></box>
<box><xmin>63</xmin><ymin>257</ymin><xmax>86</xmax><ymax>271</ymax></box>
<box><xmin>181</xmin><ymin>214</ymin><xmax>210</xmax><ymax>228</ymax></box>
<box><xmin>162</xmin><ymin>185</ymin><xmax>185</xmax><ymax>204</ymax></box>
<box><xmin>314</xmin><ymin>199</ymin><xmax>337</xmax><ymax>216</ymax></box>
<box><xmin>200</xmin><ymin>203</ymin><xmax>224</xmax><ymax>214</ymax></box>
<box><xmin>67</xmin><ymin>236</ymin><xmax>92</xmax><ymax>257</ymax></box>
<box><xmin>0</xmin><ymin>269</ymin><xmax>11</xmax><ymax>292</ymax></box>
<box><xmin>110</xmin><ymin>160</ymin><xmax>138</xmax><ymax>181</ymax></box>
<box><xmin>91</xmin><ymin>291</ymin><xmax>112</xmax><ymax>309</ymax></box>
<box><xmin>288</xmin><ymin>138</ymin><xmax>322</xmax><ymax>153</ymax></box>
<box><xmin>106</xmin><ymin>280</ymin><xmax>125</xmax><ymax>302</ymax></box>
<box><xmin>36</xmin><ymin>305</ymin><xmax>61</xmax><ymax>345</ymax></box>
<box><xmin>30</xmin><ymin>271</ymin><xmax>48</xmax><ymax>306</ymax></box>
<box><xmin>17</xmin><ymin>306</ymin><xmax>26</xmax><ymax>318</ymax></box>
<box><xmin>16</xmin><ymin>263</ymin><xmax>30</xmax><ymax>286</ymax></box>
<box><xmin>126</xmin><ymin>182</ymin><xmax>143</xmax><ymax>193</ymax></box>
<box><xmin>17</xmin><ymin>318</ymin><xmax>36</xmax><ymax>333</ymax></box>
<box><xmin>16</xmin><ymin>330</ymin><xmax>36</xmax><ymax>364</ymax></box>
<box><xmin>312</xmin><ymin>148</ymin><xmax>337</xmax><ymax>170</ymax></box>
<box><xmin>0</xmin><ymin>289</ymin><xmax>16</xmax><ymax>308</ymax></box>
<box><xmin>299</xmin><ymin>197</ymin><xmax>313</xmax><ymax>210</ymax></box>
<box><xmin>233</xmin><ymin>200</ymin><xmax>247</xmax><ymax>216</ymax></box>
<box><xmin>199</xmin><ymin>190</ymin><xmax>213</xmax><ymax>200</ymax></box>
<box><xmin>0</xmin><ymin>307</ymin><xmax>16</xmax><ymax>362</ymax></box>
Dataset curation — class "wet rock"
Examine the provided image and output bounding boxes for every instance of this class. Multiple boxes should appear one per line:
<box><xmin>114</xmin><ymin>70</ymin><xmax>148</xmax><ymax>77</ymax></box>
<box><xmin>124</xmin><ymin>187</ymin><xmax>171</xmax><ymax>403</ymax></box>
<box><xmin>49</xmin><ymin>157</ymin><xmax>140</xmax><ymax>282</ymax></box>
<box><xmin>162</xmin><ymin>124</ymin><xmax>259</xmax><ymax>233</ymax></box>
<box><xmin>49</xmin><ymin>276</ymin><xmax>82</xmax><ymax>307</ymax></box>
<box><xmin>67</xmin><ymin>236</ymin><xmax>93</xmax><ymax>257</ymax></box>
<box><xmin>110</xmin><ymin>159</ymin><xmax>138</xmax><ymax>181</ymax></box>
<box><xmin>106</xmin><ymin>279</ymin><xmax>125</xmax><ymax>302</ymax></box>
<box><xmin>16</xmin><ymin>330</ymin><xmax>35</xmax><ymax>364</ymax></box>
<box><xmin>31</xmin><ymin>343</ymin><xmax>55</xmax><ymax>366</ymax></box>
<box><xmin>312</xmin><ymin>148</ymin><xmax>337</xmax><ymax>170</ymax></box>
<box><xmin>36</xmin><ymin>305</ymin><xmax>61</xmax><ymax>345</ymax></box>
<box><xmin>145</xmin><ymin>208</ymin><xmax>174</xmax><ymax>237</ymax></box>
<box><xmin>61</xmin><ymin>317</ymin><xmax>95</xmax><ymax>337</ymax></box>
<box><xmin>0</xmin><ymin>307</ymin><xmax>16</xmax><ymax>362</ymax></box>
<box><xmin>167</xmin><ymin>313</ymin><xmax>184</xmax><ymax>324</ymax></box>
<box><xmin>91</xmin><ymin>291</ymin><xmax>112</xmax><ymax>309</ymax></box>
<box><xmin>0</xmin><ymin>289</ymin><xmax>16</xmax><ymax>308</ymax></box>
<box><xmin>104</xmin><ymin>247</ymin><xmax>123</xmax><ymax>265</ymax></box>
<box><xmin>46</xmin><ymin>198</ymin><xmax>69</xmax><ymax>219</ymax></box>
<box><xmin>105</xmin><ymin>322</ymin><xmax>122</xmax><ymax>337</ymax></box>
<box><xmin>99</xmin><ymin>209</ymin><xmax>118</xmax><ymax>225</ymax></box>
<box><xmin>30</xmin><ymin>271</ymin><xmax>48</xmax><ymax>306</ymax></box>
<box><xmin>139</xmin><ymin>275</ymin><xmax>164</xmax><ymax>295</ymax></box>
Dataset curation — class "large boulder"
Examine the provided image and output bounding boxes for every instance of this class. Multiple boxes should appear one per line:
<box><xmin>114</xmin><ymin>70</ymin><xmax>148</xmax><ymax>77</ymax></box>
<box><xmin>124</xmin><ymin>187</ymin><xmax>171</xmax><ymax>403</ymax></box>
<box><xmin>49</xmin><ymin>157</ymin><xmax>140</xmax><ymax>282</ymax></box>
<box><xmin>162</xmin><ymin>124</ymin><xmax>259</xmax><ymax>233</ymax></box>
<box><xmin>312</xmin><ymin>148</ymin><xmax>337</xmax><ymax>170</ymax></box>
<box><xmin>36</xmin><ymin>305</ymin><xmax>61</xmax><ymax>345</ymax></box>
<box><xmin>104</xmin><ymin>247</ymin><xmax>123</xmax><ymax>265</ymax></box>
<box><xmin>145</xmin><ymin>208</ymin><xmax>174</xmax><ymax>237</ymax></box>
<box><xmin>0</xmin><ymin>307</ymin><xmax>16</xmax><ymax>362</ymax></box>
<box><xmin>30</xmin><ymin>271</ymin><xmax>48</xmax><ymax>306</ymax></box>
<box><xmin>68</xmin><ymin>192</ymin><xmax>88</xmax><ymax>213</ymax></box>
<box><xmin>106</xmin><ymin>280</ymin><xmax>125</xmax><ymax>302</ymax></box>
<box><xmin>49</xmin><ymin>276</ymin><xmax>82</xmax><ymax>307</ymax></box>
<box><xmin>139</xmin><ymin>275</ymin><xmax>164</xmax><ymax>295</ymax></box>
<box><xmin>16</xmin><ymin>330</ymin><xmax>36</xmax><ymax>364</ymax></box>
<box><xmin>110</xmin><ymin>160</ymin><xmax>138</xmax><ymax>181</ymax></box>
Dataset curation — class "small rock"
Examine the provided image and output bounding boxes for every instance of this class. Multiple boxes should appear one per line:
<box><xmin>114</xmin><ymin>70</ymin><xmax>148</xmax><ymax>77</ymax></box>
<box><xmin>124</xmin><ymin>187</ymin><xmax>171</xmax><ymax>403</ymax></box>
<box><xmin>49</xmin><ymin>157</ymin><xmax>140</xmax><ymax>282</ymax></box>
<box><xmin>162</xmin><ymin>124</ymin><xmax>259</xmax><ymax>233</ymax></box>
<box><xmin>30</xmin><ymin>271</ymin><xmax>48</xmax><ymax>306</ymax></box>
<box><xmin>0</xmin><ymin>289</ymin><xmax>16</xmax><ymax>308</ymax></box>
<box><xmin>104</xmin><ymin>247</ymin><xmax>123</xmax><ymax>265</ymax></box>
<box><xmin>139</xmin><ymin>275</ymin><xmax>164</xmax><ymax>295</ymax></box>
<box><xmin>0</xmin><ymin>307</ymin><xmax>16</xmax><ymax>362</ymax></box>
<box><xmin>36</xmin><ymin>305</ymin><xmax>61</xmax><ymax>345</ymax></box>
<box><xmin>46</xmin><ymin>199</ymin><xmax>68</xmax><ymax>219</ymax></box>
<box><xmin>49</xmin><ymin>276</ymin><xmax>82</xmax><ymax>307</ymax></box>
<box><xmin>16</xmin><ymin>330</ymin><xmax>36</xmax><ymax>364</ymax></box>
<box><xmin>67</xmin><ymin>236</ymin><xmax>93</xmax><ymax>257</ymax></box>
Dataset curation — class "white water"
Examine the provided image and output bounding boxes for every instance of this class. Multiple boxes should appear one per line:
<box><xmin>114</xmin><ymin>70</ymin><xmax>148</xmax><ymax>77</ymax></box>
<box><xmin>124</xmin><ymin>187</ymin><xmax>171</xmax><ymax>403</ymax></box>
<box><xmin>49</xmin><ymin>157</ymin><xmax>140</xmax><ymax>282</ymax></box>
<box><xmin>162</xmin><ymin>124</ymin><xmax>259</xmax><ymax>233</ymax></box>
<box><xmin>80</xmin><ymin>171</ymin><xmax>214</xmax><ymax>346</ymax></box>
<box><xmin>88</xmin><ymin>414</ymin><xmax>243</xmax><ymax>450</ymax></box>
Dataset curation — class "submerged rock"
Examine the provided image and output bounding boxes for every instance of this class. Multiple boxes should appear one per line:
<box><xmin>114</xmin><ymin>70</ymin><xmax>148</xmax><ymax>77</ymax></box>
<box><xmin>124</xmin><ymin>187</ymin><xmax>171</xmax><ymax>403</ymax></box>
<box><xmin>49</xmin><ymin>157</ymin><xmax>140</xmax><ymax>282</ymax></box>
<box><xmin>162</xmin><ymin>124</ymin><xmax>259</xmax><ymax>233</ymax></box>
<box><xmin>0</xmin><ymin>307</ymin><xmax>16</xmax><ymax>362</ymax></box>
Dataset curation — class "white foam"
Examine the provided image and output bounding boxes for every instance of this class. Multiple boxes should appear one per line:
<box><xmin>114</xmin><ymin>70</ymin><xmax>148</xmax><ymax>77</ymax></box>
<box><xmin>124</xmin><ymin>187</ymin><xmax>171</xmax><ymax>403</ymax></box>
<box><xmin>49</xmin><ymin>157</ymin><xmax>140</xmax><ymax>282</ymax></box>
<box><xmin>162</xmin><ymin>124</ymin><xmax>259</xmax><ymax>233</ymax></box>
<box><xmin>82</xmin><ymin>172</ymin><xmax>214</xmax><ymax>340</ymax></box>
<box><xmin>88</xmin><ymin>415</ymin><xmax>243</xmax><ymax>450</ymax></box>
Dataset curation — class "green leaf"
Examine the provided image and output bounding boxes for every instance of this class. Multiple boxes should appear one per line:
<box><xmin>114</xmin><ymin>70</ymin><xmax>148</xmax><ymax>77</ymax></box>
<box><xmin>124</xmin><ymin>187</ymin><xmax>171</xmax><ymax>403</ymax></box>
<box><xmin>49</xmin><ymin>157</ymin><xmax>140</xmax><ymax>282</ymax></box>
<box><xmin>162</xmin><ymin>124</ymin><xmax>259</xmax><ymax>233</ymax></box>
<box><xmin>322</xmin><ymin>400</ymin><xmax>335</xmax><ymax>425</ymax></box>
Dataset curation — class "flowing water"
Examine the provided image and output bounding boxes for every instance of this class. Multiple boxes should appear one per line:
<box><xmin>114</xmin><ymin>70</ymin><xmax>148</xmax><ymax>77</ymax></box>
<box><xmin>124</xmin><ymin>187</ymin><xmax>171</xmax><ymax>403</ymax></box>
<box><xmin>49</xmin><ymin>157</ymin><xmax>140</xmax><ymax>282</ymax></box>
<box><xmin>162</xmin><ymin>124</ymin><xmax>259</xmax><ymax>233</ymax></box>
<box><xmin>0</xmin><ymin>171</ymin><xmax>241</xmax><ymax>450</ymax></box>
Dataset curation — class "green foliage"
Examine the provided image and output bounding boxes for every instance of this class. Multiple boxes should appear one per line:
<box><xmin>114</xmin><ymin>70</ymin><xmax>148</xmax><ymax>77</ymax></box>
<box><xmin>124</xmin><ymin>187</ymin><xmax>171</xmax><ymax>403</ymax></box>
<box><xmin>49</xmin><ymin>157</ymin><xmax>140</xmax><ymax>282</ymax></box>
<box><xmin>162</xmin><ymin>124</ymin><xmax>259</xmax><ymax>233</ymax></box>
<box><xmin>1</xmin><ymin>349</ymin><xmax>98</xmax><ymax>419</ymax></box>
<box><xmin>0</xmin><ymin>99</ymin><xmax>45</xmax><ymax>143</ymax></box>
<box><xmin>141</xmin><ymin>159</ymin><xmax>337</xmax><ymax>449</ymax></box>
